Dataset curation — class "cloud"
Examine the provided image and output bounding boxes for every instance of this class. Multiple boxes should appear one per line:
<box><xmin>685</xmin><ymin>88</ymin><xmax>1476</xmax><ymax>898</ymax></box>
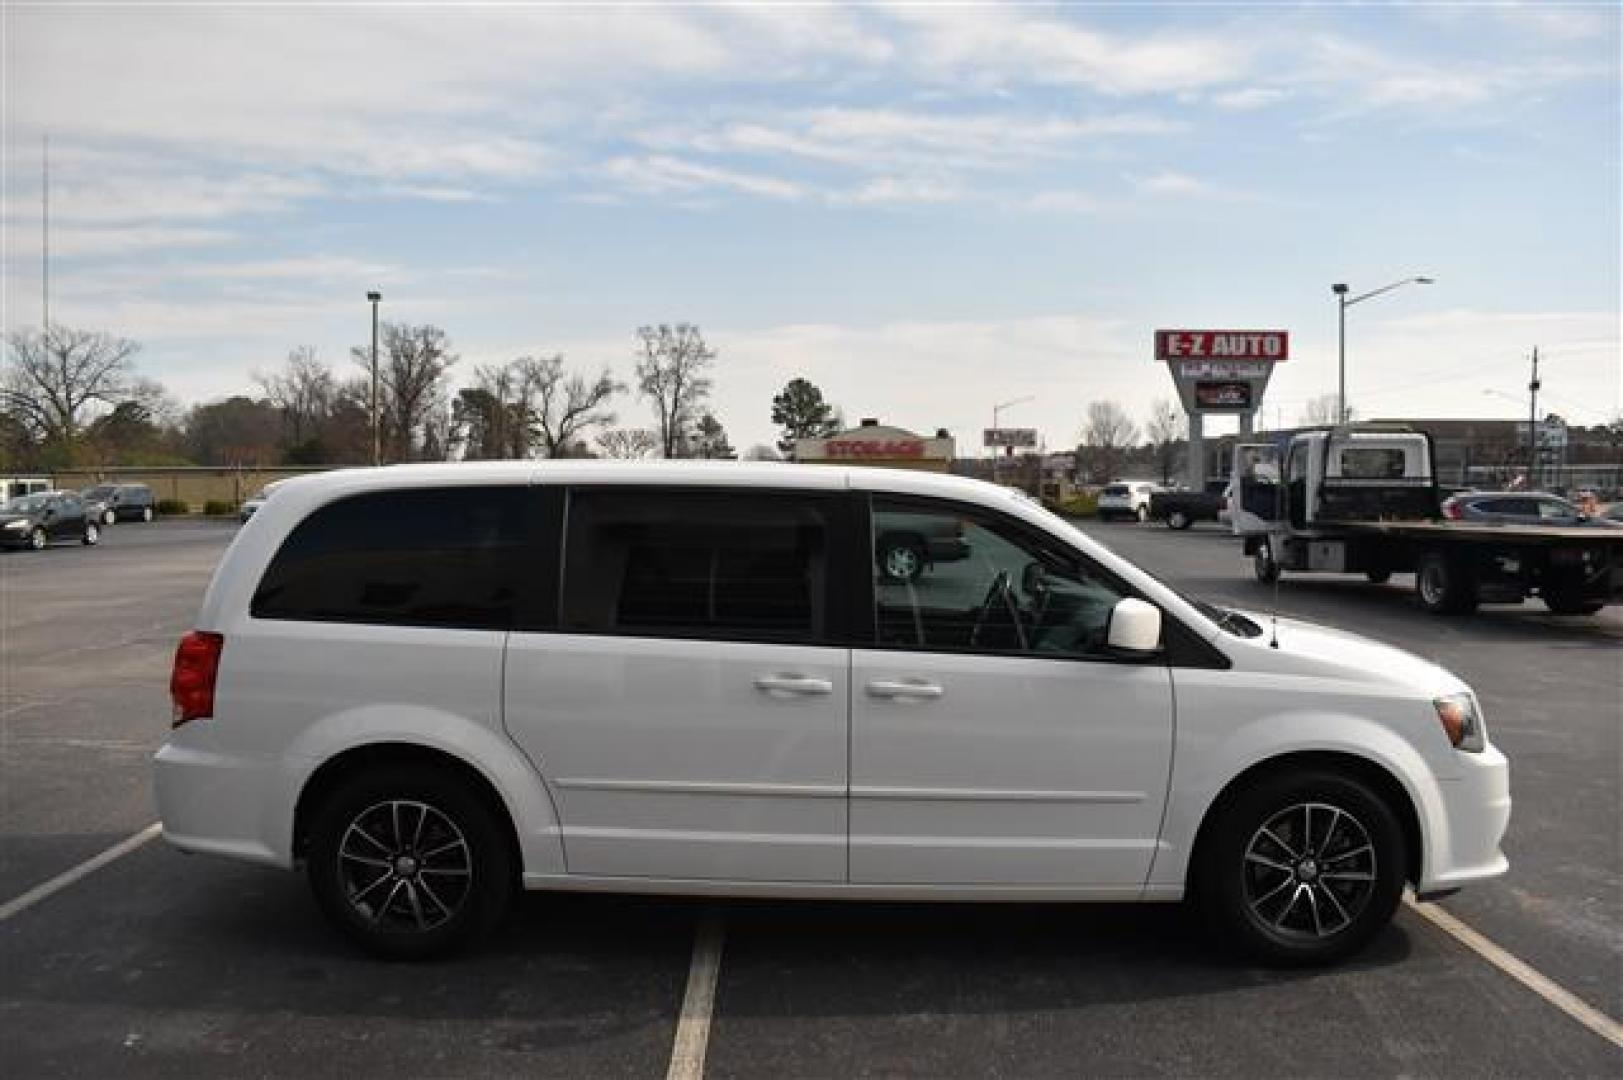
<box><xmin>834</xmin><ymin>176</ymin><xmax>965</xmax><ymax>206</ymax></box>
<box><xmin>17</xmin><ymin>225</ymin><xmax>236</xmax><ymax>258</ymax></box>
<box><xmin>598</xmin><ymin>155</ymin><xmax>806</xmax><ymax>202</ymax></box>
<box><xmin>1212</xmin><ymin>87</ymin><xmax>1292</xmax><ymax>111</ymax></box>
<box><xmin>1138</xmin><ymin>171</ymin><xmax>1210</xmax><ymax>196</ymax></box>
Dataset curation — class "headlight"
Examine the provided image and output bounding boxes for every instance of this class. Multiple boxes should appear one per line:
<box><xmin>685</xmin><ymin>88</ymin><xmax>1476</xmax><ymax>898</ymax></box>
<box><xmin>4</xmin><ymin>519</ymin><xmax>29</xmax><ymax>530</ymax></box>
<box><xmin>1434</xmin><ymin>692</ymin><xmax>1486</xmax><ymax>753</ymax></box>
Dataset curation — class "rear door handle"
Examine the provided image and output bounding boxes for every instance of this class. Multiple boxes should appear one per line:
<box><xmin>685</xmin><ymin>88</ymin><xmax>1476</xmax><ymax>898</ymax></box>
<box><xmin>754</xmin><ymin>674</ymin><xmax>834</xmax><ymax>697</ymax></box>
<box><xmin>866</xmin><ymin>679</ymin><xmax>944</xmax><ymax>700</ymax></box>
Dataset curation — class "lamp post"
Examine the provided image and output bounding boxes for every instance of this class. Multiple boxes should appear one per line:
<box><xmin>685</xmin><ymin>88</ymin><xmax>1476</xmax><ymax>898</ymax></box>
<box><xmin>990</xmin><ymin>395</ymin><xmax>1034</xmax><ymax>468</ymax></box>
<box><xmin>366</xmin><ymin>291</ymin><xmax>382</xmax><ymax>466</ymax></box>
<box><xmin>1331</xmin><ymin>276</ymin><xmax>1434</xmax><ymax>425</ymax></box>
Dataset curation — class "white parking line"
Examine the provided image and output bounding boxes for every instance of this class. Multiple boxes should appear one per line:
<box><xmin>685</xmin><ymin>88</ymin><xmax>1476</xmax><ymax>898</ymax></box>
<box><xmin>1406</xmin><ymin>896</ymin><xmax>1623</xmax><ymax>1050</ymax></box>
<box><xmin>666</xmin><ymin>915</ymin><xmax>727</xmax><ymax>1080</ymax></box>
<box><xmin>0</xmin><ymin>823</ymin><xmax>161</xmax><ymax>923</ymax></box>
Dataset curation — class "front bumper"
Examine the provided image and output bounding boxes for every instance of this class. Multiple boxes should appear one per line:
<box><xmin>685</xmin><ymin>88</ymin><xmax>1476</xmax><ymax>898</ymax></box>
<box><xmin>1420</xmin><ymin>742</ymin><xmax>1511</xmax><ymax>893</ymax></box>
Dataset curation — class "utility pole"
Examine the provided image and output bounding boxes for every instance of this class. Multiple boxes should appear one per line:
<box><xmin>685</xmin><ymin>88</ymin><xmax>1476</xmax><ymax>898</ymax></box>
<box><xmin>367</xmin><ymin>291</ymin><xmax>383</xmax><ymax>466</ymax></box>
<box><xmin>1527</xmin><ymin>347</ymin><xmax>1540</xmax><ymax>491</ymax></box>
<box><xmin>42</xmin><ymin>133</ymin><xmax>49</xmax><ymax>333</ymax></box>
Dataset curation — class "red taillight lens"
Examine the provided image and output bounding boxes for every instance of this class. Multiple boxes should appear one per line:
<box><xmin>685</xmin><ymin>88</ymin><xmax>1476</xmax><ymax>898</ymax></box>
<box><xmin>1441</xmin><ymin>498</ymin><xmax>1462</xmax><ymax>520</ymax></box>
<box><xmin>170</xmin><ymin>631</ymin><xmax>223</xmax><ymax>728</ymax></box>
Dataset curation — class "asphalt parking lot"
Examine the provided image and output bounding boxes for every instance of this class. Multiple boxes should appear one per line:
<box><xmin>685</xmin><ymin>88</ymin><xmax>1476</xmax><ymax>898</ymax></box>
<box><xmin>2</xmin><ymin>517</ymin><xmax>1619</xmax><ymax>1078</ymax></box>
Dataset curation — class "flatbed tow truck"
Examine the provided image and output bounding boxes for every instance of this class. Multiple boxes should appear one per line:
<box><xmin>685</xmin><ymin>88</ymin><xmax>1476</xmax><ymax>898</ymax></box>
<box><xmin>1230</xmin><ymin>426</ymin><xmax>1623</xmax><ymax>615</ymax></box>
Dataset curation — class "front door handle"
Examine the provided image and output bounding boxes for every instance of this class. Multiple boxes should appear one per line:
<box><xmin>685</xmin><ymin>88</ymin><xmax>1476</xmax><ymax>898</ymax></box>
<box><xmin>754</xmin><ymin>674</ymin><xmax>834</xmax><ymax>697</ymax></box>
<box><xmin>866</xmin><ymin>679</ymin><xmax>944</xmax><ymax>700</ymax></box>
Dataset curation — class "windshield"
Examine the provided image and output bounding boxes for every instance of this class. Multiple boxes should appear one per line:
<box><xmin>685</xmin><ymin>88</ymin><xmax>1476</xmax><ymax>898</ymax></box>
<box><xmin>5</xmin><ymin>494</ymin><xmax>52</xmax><ymax>514</ymax></box>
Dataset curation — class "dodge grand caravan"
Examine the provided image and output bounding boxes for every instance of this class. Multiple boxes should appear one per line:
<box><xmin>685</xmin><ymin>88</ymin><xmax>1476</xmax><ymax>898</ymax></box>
<box><xmin>155</xmin><ymin>463</ymin><xmax>1509</xmax><ymax>964</ymax></box>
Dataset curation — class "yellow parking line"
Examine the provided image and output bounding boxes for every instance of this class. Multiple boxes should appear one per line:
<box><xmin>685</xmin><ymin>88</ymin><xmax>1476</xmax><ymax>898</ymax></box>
<box><xmin>1406</xmin><ymin>896</ymin><xmax>1623</xmax><ymax>1050</ymax></box>
<box><xmin>666</xmin><ymin>915</ymin><xmax>727</xmax><ymax>1080</ymax></box>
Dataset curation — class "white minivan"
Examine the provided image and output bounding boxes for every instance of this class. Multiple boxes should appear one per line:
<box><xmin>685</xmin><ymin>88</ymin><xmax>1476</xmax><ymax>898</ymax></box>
<box><xmin>155</xmin><ymin>463</ymin><xmax>1509</xmax><ymax>964</ymax></box>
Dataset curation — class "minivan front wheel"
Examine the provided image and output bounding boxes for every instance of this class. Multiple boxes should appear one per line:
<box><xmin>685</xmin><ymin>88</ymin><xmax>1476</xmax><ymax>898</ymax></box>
<box><xmin>1198</xmin><ymin>770</ymin><xmax>1406</xmax><ymax>966</ymax></box>
<box><xmin>307</xmin><ymin>766</ymin><xmax>513</xmax><ymax>959</ymax></box>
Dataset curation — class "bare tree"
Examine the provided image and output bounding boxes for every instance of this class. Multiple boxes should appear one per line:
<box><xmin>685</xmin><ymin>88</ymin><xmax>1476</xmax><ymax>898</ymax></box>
<box><xmin>1078</xmin><ymin>400</ymin><xmax>1139</xmax><ymax>483</ymax></box>
<box><xmin>1145</xmin><ymin>398</ymin><xmax>1185</xmax><ymax>484</ymax></box>
<box><xmin>1300</xmin><ymin>393</ymin><xmax>1353</xmax><ymax>426</ymax></box>
<box><xmin>3</xmin><ymin>324</ymin><xmax>140</xmax><ymax>452</ymax></box>
<box><xmin>596</xmin><ymin>428</ymin><xmax>660</xmax><ymax>459</ymax></box>
<box><xmin>635</xmin><ymin>323</ymin><xmax>714</xmax><ymax>458</ymax></box>
<box><xmin>257</xmin><ymin>346</ymin><xmax>335</xmax><ymax>447</ymax></box>
<box><xmin>515</xmin><ymin>354</ymin><xmax>622</xmax><ymax>458</ymax></box>
<box><xmin>353</xmin><ymin>323</ymin><xmax>457</xmax><ymax>462</ymax></box>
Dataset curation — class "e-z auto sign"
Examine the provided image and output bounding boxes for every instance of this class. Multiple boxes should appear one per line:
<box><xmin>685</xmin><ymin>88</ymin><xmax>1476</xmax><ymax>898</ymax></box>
<box><xmin>1154</xmin><ymin>330</ymin><xmax>1289</xmax><ymax>361</ymax></box>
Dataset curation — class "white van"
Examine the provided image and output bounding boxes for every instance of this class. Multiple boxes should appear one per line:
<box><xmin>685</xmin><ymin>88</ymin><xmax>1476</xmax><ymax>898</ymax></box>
<box><xmin>155</xmin><ymin>463</ymin><xmax>1509</xmax><ymax>964</ymax></box>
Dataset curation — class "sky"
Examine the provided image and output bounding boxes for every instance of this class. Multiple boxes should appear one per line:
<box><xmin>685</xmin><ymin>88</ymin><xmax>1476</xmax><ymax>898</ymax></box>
<box><xmin>3</xmin><ymin>1</ymin><xmax>1619</xmax><ymax>455</ymax></box>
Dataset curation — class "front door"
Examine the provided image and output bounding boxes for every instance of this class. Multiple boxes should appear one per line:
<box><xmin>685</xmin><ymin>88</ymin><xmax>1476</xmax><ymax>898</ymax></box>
<box><xmin>503</xmin><ymin>487</ymin><xmax>855</xmax><ymax>883</ymax></box>
<box><xmin>850</xmin><ymin>497</ymin><xmax>1174</xmax><ymax>888</ymax></box>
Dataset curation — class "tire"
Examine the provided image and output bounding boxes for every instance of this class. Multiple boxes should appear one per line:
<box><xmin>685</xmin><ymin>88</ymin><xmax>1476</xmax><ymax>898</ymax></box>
<box><xmin>1542</xmin><ymin>588</ymin><xmax>1604</xmax><ymax>616</ymax></box>
<box><xmin>1415</xmin><ymin>551</ymin><xmax>1477</xmax><ymax>615</ymax></box>
<box><xmin>28</xmin><ymin>527</ymin><xmax>47</xmax><ymax>551</ymax></box>
<box><xmin>306</xmin><ymin>765</ymin><xmax>514</xmax><ymax>960</ymax></box>
<box><xmin>82</xmin><ymin>522</ymin><xmax>100</xmax><ymax>546</ymax></box>
<box><xmin>1196</xmin><ymin>769</ymin><xmax>1407</xmax><ymax>966</ymax></box>
<box><xmin>1167</xmin><ymin>510</ymin><xmax>1192</xmax><ymax>530</ymax></box>
<box><xmin>1253</xmin><ymin>542</ymin><xmax>1281</xmax><ymax>584</ymax></box>
<box><xmin>1364</xmin><ymin>569</ymin><xmax>1391</xmax><ymax>585</ymax></box>
<box><xmin>1134</xmin><ymin>504</ymin><xmax>1149</xmax><ymax>523</ymax></box>
<box><xmin>878</xmin><ymin>538</ymin><xmax>926</xmax><ymax>583</ymax></box>
<box><xmin>103</xmin><ymin>509</ymin><xmax>117</xmax><ymax>526</ymax></box>
<box><xmin>141</xmin><ymin>506</ymin><xmax>154</xmax><ymax>523</ymax></box>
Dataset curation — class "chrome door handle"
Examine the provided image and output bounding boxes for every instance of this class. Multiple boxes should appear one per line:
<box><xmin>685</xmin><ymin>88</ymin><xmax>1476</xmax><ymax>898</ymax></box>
<box><xmin>754</xmin><ymin>674</ymin><xmax>834</xmax><ymax>697</ymax></box>
<box><xmin>866</xmin><ymin>679</ymin><xmax>944</xmax><ymax>700</ymax></box>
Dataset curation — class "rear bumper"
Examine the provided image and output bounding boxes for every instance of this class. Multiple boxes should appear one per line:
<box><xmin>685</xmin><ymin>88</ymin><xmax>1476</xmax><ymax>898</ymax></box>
<box><xmin>1420</xmin><ymin>743</ymin><xmax>1511</xmax><ymax>893</ymax></box>
<box><xmin>153</xmin><ymin>737</ymin><xmax>294</xmax><ymax>869</ymax></box>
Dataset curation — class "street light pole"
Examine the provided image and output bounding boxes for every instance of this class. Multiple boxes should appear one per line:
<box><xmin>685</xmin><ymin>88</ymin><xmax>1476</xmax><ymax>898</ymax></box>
<box><xmin>1527</xmin><ymin>347</ymin><xmax>1540</xmax><ymax>491</ymax></box>
<box><xmin>366</xmin><ymin>291</ymin><xmax>382</xmax><ymax>466</ymax></box>
<box><xmin>1330</xmin><ymin>276</ymin><xmax>1434</xmax><ymax>425</ymax></box>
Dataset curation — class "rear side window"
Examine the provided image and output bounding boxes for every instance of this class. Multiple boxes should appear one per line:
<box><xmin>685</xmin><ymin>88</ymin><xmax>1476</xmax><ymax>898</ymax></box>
<box><xmin>1338</xmin><ymin>448</ymin><xmax>1407</xmax><ymax>479</ymax></box>
<box><xmin>252</xmin><ymin>487</ymin><xmax>528</xmax><ymax>629</ymax></box>
<box><xmin>562</xmin><ymin>489</ymin><xmax>833</xmax><ymax>643</ymax></box>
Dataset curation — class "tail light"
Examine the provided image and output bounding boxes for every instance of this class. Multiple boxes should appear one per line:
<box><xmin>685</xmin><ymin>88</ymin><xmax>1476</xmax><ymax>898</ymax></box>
<box><xmin>1440</xmin><ymin>498</ymin><xmax>1462</xmax><ymax>520</ymax></box>
<box><xmin>170</xmin><ymin>631</ymin><xmax>223</xmax><ymax>728</ymax></box>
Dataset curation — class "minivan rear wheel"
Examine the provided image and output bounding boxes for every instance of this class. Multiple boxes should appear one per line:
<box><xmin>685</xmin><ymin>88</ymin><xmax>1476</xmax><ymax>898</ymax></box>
<box><xmin>1197</xmin><ymin>769</ymin><xmax>1406</xmax><ymax>966</ymax></box>
<box><xmin>307</xmin><ymin>765</ymin><xmax>513</xmax><ymax>959</ymax></box>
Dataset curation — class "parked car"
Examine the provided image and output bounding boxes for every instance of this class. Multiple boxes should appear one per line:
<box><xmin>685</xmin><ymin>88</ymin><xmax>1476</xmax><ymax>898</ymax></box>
<box><xmin>0</xmin><ymin>491</ymin><xmax>101</xmax><ymax>550</ymax></box>
<box><xmin>1150</xmin><ymin>479</ymin><xmax>1228</xmax><ymax>530</ymax></box>
<box><xmin>1439</xmin><ymin>491</ymin><xmax>1620</xmax><ymax>528</ymax></box>
<box><xmin>874</xmin><ymin>507</ymin><xmax>971</xmax><ymax>582</ymax></box>
<box><xmin>80</xmin><ymin>483</ymin><xmax>156</xmax><ymax>524</ymax></box>
<box><xmin>239</xmin><ymin>480</ymin><xmax>286</xmax><ymax>523</ymax></box>
<box><xmin>1096</xmin><ymin>481</ymin><xmax>1162</xmax><ymax>522</ymax></box>
<box><xmin>156</xmin><ymin>463</ymin><xmax>1509</xmax><ymax>966</ymax></box>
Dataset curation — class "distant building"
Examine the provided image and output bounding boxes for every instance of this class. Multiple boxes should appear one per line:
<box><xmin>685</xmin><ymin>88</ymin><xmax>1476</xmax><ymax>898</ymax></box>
<box><xmin>794</xmin><ymin>418</ymin><xmax>955</xmax><ymax>473</ymax></box>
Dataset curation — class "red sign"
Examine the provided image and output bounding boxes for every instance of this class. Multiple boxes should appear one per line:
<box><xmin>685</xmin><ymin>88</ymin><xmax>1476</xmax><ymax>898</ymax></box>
<box><xmin>1155</xmin><ymin>330</ymin><xmax>1288</xmax><ymax>362</ymax></box>
<box><xmin>824</xmin><ymin>438</ymin><xmax>925</xmax><ymax>459</ymax></box>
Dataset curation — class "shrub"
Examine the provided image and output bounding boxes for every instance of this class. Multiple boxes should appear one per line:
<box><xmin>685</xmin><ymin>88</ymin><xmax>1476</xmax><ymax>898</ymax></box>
<box><xmin>1053</xmin><ymin>493</ymin><xmax>1098</xmax><ymax>518</ymax></box>
<box><xmin>202</xmin><ymin>500</ymin><xmax>237</xmax><ymax>517</ymax></box>
<box><xmin>155</xmin><ymin>499</ymin><xmax>190</xmax><ymax>516</ymax></box>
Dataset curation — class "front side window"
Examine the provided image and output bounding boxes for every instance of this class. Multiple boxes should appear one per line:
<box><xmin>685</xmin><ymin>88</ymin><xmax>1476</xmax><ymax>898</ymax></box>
<box><xmin>562</xmin><ymin>489</ymin><xmax>832</xmax><ymax>643</ymax></box>
<box><xmin>1537</xmin><ymin>499</ymin><xmax>1576</xmax><ymax>520</ymax></box>
<box><xmin>252</xmin><ymin>486</ymin><xmax>528</xmax><ymax>629</ymax></box>
<box><xmin>872</xmin><ymin>498</ymin><xmax>1132</xmax><ymax>659</ymax></box>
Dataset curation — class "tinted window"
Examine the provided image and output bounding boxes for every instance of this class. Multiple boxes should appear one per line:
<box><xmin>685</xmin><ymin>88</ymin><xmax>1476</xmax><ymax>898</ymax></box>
<box><xmin>253</xmin><ymin>487</ymin><xmax>528</xmax><ymax>629</ymax></box>
<box><xmin>562</xmin><ymin>489</ymin><xmax>831</xmax><ymax>643</ymax></box>
<box><xmin>1339</xmin><ymin>448</ymin><xmax>1407</xmax><ymax>479</ymax></box>
<box><xmin>872</xmin><ymin>497</ymin><xmax>1132</xmax><ymax>659</ymax></box>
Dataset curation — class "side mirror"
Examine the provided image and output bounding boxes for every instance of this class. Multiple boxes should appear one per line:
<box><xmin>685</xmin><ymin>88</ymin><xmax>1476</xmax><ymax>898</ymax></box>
<box><xmin>1106</xmin><ymin>597</ymin><xmax>1162</xmax><ymax>657</ymax></box>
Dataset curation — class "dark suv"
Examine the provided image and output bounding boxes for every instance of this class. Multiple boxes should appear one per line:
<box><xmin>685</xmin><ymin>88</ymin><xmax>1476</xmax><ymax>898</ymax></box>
<box><xmin>81</xmin><ymin>483</ymin><xmax>156</xmax><ymax>524</ymax></box>
<box><xmin>1</xmin><ymin>491</ymin><xmax>101</xmax><ymax>550</ymax></box>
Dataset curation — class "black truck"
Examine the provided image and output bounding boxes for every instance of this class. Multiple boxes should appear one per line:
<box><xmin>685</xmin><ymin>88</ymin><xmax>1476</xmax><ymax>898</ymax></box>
<box><xmin>1149</xmin><ymin>479</ymin><xmax>1229</xmax><ymax>530</ymax></box>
